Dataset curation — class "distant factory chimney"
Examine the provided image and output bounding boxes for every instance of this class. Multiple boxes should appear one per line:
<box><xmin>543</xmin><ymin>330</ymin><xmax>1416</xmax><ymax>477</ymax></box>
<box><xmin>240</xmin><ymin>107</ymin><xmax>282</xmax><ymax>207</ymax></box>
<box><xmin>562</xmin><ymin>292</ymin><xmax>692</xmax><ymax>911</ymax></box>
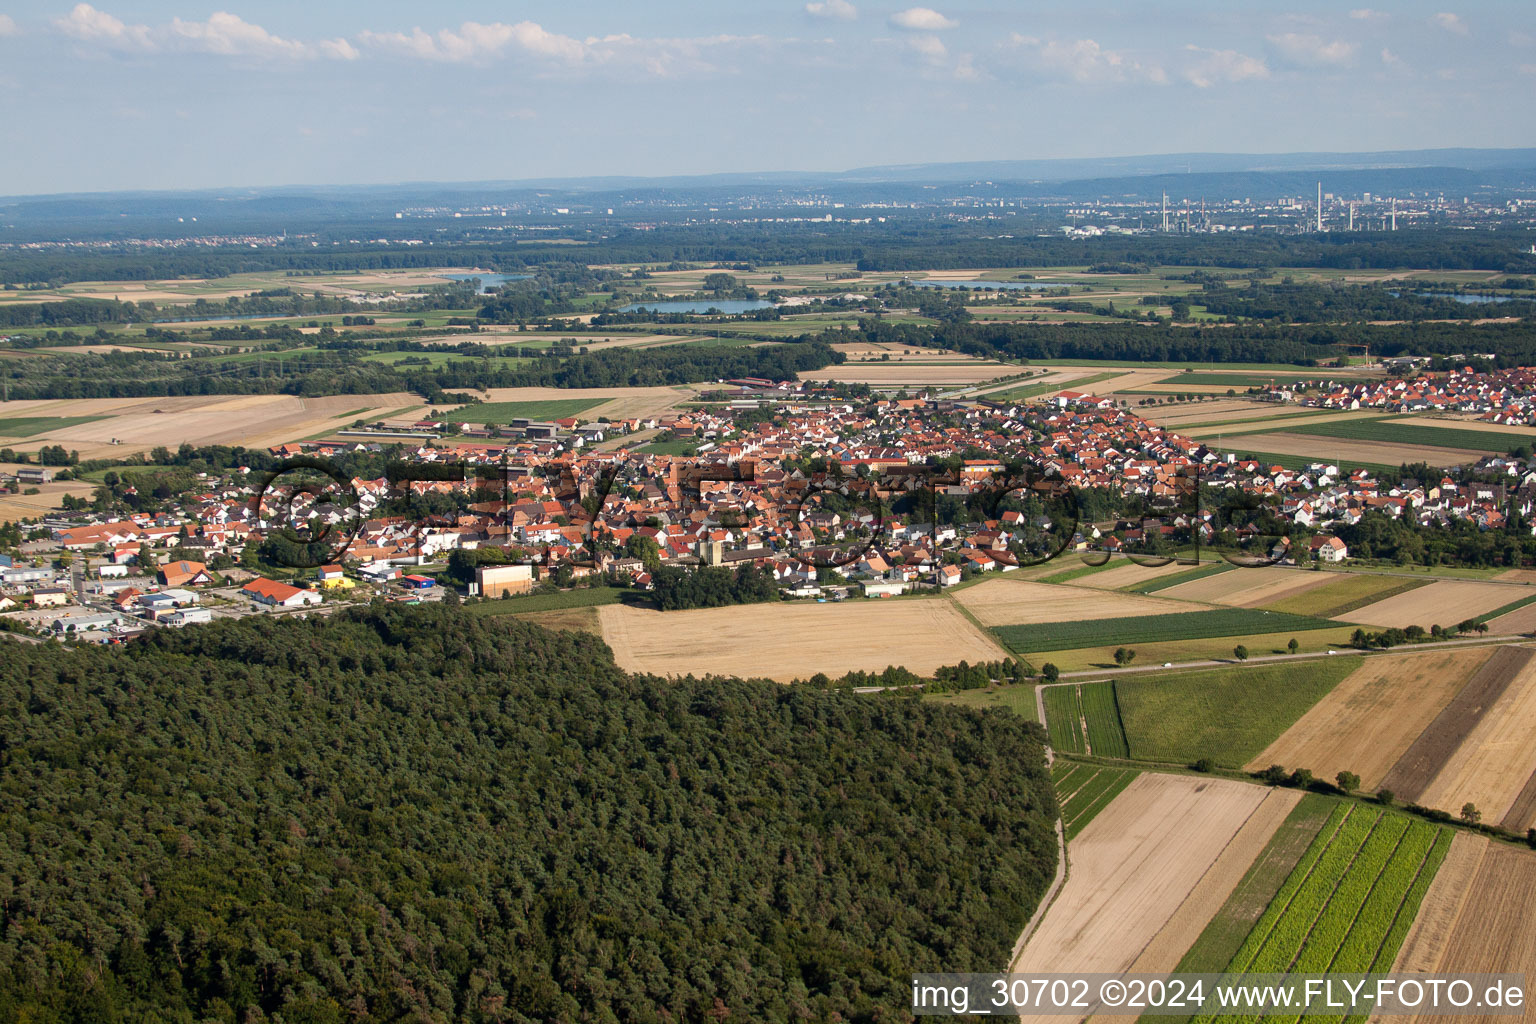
<box><xmin>1391</xmin><ymin>198</ymin><xmax>1397</xmax><ymax>231</ymax></box>
<box><xmin>1161</xmin><ymin>192</ymin><xmax>1169</xmax><ymax>232</ymax></box>
<box><xmin>1348</xmin><ymin>202</ymin><xmax>1355</xmax><ymax>232</ymax></box>
<box><xmin>1316</xmin><ymin>182</ymin><xmax>1323</xmax><ymax>232</ymax></box>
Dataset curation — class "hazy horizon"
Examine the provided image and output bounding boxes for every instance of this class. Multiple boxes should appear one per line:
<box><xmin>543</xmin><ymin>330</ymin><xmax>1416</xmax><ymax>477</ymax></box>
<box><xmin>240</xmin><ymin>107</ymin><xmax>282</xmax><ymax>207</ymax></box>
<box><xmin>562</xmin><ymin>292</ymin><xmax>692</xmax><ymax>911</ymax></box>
<box><xmin>1</xmin><ymin>1</ymin><xmax>1533</xmax><ymax>194</ymax></box>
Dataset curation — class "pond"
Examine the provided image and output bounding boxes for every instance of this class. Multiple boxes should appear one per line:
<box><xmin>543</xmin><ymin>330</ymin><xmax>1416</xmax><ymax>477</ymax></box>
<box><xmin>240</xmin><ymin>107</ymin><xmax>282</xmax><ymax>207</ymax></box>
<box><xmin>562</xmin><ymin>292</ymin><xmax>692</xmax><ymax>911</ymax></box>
<box><xmin>442</xmin><ymin>272</ymin><xmax>533</xmax><ymax>292</ymax></box>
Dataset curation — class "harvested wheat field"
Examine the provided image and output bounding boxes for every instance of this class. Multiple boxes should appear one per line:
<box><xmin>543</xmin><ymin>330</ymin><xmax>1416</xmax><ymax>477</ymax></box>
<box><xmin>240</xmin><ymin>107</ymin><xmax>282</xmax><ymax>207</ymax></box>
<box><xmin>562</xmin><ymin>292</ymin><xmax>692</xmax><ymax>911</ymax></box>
<box><xmin>1075</xmin><ymin>559</ymin><xmax>1205</xmax><ymax>590</ymax></box>
<box><xmin>1379</xmin><ymin>646</ymin><xmax>1536</xmax><ymax>802</ymax></box>
<box><xmin>432</xmin><ymin>385</ymin><xmax>698</xmax><ymax>422</ymax></box>
<box><xmin>1158</xmin><ymin>566</ymin><xmax>1337</xmax><ymax>608</ymax></box>
<box><xmin>1010</xmin><ymin>774</ymin><xmax>1272</xmax><ymax>994</ymax></box>
<box><xmin>1397</xmin><ymin>415</ymin><xmax>1536</xmax><ymax>437</ymax></box>
<box><xmin>800</xmin><ymin>359</ymin><xmax>1017</xmax><ymax>385</ymax></box>
<box><xmin>1376</xmin><ymin>837</ymin><xmax>1536</xmax><ymax>1024</ymax></box>
<box><xmin>0</xmin><ymin>463</ymin><xmax>99</xmax><ymax>524</ymax></box>
<box><xmin>1416</xmin><ymin>647</ymin><xmax>1536</xmax><ymax>824</ymax></box>
<box><xmin>1340</xmin><ymin>579</ymin><xmax>1523</xmax><ymax>628</ymax></box>
<box><xmin>952</xmin><ymin>578</ymin><xmax>1202</xmax><ymax>628</ymax></box>
<box><xmin>1141</xmin><ymin>400</ymin><xmax>1269</xmax><ymax>426</ymax></box>
<box><xmin>596</xmin><ymin>599</ymin><xmax>1008</xmax><ymax>682</ymax></box>
<box><xmin>1246</xmin><ymin>646</ymin><xmax>1497</xmax><ymax>789</ymax></box>
<box><xmin>1486</xmin><ymin>601</ymin><xmax>1536</xmax><ymax>635</ymax></box>
<box><xmin>1495</xmin><ymin>569</ymin><xmax>1536</xmax><ymax>585</ymax></box>
<box><xmin>1219</xmin><ymin>432</ymin><xmax>1488</xmax><ymax>468</ymax></box>
<box><xmin>0</xmin><ymin>393</ymin><xmax>420</xmax><ymax>459</ymax></box>
<box><xmin>1093</xmin><ymin>787</ymin><xmax>1303</xmax><ymax>1024</ymax></box>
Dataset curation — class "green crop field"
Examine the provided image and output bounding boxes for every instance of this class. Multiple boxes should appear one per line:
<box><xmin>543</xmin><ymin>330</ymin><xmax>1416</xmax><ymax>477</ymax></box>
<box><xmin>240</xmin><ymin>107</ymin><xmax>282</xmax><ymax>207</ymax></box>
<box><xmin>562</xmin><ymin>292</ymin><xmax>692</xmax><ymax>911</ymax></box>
<box><xmin>1262</xmin><ymin>574</ymin><xmax>1427</xmax><ymax>619</ymax></box>
<box><xmin>1113</xmin><ymin>658</ymin><xmax>1359</xmax><ymax>767</ymax></box>
<box><xmin>0</xmin><ymin>415</ymin><xmax>107</xmax><ymax>437</ymax></box>
<box><xmin>458</xmin><ymin>586</ymin><xmax>630</xmax><ymax>616</ymax></box>
<box><xmin>1193</xmin><ymin>803</ymin><xmax>1449</xmax><ymax>1024</ymax></box>
<box><xmin>1043</xmin><ymin>686</ymin><xmax>1086</xmax><ymax>752</ymax></box>
<box><xmin>1235</xmin><ymin>416</ymin><xmax>1531</xmax><ymax>455</ymax></box>
<box><xmin>441</xmin><ymin>399</ymin><xmax>605</xmax><ymax>424</ymax></box>
<box><xmin>1052</xmin><ymin>762</ymin><xmax>1137</xmax><ymax>839</ymax></box>
<box><xmin>993</xmin><ymin>608</ymin><xmax>1340</xmax><ymax>655</ymax></box>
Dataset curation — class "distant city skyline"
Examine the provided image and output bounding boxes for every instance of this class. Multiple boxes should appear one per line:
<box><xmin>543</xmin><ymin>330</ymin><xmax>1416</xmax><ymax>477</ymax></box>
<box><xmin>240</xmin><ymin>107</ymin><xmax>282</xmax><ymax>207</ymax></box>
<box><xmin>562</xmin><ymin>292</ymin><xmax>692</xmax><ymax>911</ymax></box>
<box><xmin>1</xmin><ymin>1</ymin><xmax>1531</xmax><ymax>195</ymax></box>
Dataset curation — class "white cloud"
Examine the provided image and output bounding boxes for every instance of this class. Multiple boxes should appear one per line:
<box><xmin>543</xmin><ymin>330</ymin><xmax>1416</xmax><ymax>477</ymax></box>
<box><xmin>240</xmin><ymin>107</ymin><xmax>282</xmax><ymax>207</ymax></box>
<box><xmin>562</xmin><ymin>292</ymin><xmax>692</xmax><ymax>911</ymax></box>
<box><xmin>1182</xmin><ymin>45</ymin><xmax>1268</xmax><ymax>88</ymax></box>
<box><xmin>804</xmin><ymin>0</ymin><xmax>856</xmax><ymax>21</ymax></box>
<box><xmin>1520</xmin><ymin>63</ymin><xmax>1536</xmax><ymax>75</ymax></box>
<box><xmin>167</xmin><ymin>12</ymin><xmax>309</xmax><ymax>59</ymax></box>
<box><xmin>905</xmin><ymin>33</ymin><xmax>947</xmax><ymax>62</ymax></box>
<box><xmin>1431</xmin><ymin>12</ymin><xmax>1467</xmax><ymax>34</ymax></box>
<box><xmin>0</xmin><ymin>14</ymin><xmax>16</xmax><ymax>36</ymax></box>
<box><xmin>55</xmin><ymin>4</ymin><xmax>346</xmax><ymax>60</ymax></box>
<box><xmin>1267</xmin><ymin>32</ymin><xmax>1358</xmax><ymax>66</ymax></box>
<box><xmin>359</xmin><ymin>21</ymin><xmax>585</xmax><ymax>63</ymax></box>
<box><xmin>1008</xmin><ymin>34</ymin><xmax>1166</xmax><ymax>85</ymax></box>
<box><xmin>1380</xmin><ymin>47</ymin><xmax>1404</xmax><ymax>67</ymax></box>
<box><xmin>1349</xmin><ymin>8</ymin><xmax>1388</xmax><ymax>20</ymax></box>
<box><xmin>890</xmin><ymin>7</ymin><xmax>957</xmax><ymax>31</ymax></box>
<box><xmin>55</xmin><ymin>3</ymin><xmax>152</xmax><ymax>48</ymax></box>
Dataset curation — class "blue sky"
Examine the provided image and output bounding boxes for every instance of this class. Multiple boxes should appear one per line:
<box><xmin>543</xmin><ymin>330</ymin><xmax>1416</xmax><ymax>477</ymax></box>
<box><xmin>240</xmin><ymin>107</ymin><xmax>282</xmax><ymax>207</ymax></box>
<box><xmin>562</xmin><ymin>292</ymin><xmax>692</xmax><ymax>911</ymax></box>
<box><xmin>0</xmin><ymin>1</ymin><xmax>1530</xmax><ymax>194</ymax></box>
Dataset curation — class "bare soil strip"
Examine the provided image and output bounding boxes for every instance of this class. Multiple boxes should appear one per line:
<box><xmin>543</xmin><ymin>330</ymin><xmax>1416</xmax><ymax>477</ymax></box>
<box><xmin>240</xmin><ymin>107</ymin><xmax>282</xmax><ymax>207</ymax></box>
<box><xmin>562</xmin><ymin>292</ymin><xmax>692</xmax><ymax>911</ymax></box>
<box><xmin>1499</xmin><ymin>768</ymin><xmax>1536</xmax><ymax>831</ymax></box>
<box><xmin>1009</xmin><ymin>773</ymin><xmax>1268</xmax><ymax>996</ymax></box>
<box><xmin>1378</xmin><ymin>646</ymin><xmax>1536</xmax><ymax>802</ymax></box>
<box><xmin>1246</xmin><ymin>646</ymin><xmax>1497</xmax><ymax>789</ymax></box>
<box><xmin>1384</xmin><ymin>832</ymin><xmax>1489</xmax><ymax>976</ymax></box>
<box><xmin>1417</xmin><ymin>651</ymin><xmax>1536</xmax><ymax>823</ymax></box>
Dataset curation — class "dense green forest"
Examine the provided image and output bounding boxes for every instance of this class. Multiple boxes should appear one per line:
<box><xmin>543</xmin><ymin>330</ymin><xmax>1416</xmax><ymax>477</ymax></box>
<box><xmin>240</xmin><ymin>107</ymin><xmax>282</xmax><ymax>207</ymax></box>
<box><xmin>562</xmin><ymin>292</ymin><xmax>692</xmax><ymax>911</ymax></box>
<box><xmin>4</xmin><ymin>226</ymin><xmax>1533</xmax><ymax>287</ymax></box>
<box><xmin>838</xmin><ymin>318</ymin><xmax>1536</xmax><ymax>367</ymax></box>
<box><xmin>0</xmin><ymin>605</ymin><xmax>1057</xmax><ymax>1022</ymax></box>
<box><xmin>0</xmin><ymin>338</ymin><xmax>843</xmax><ymax>399</ymax></box>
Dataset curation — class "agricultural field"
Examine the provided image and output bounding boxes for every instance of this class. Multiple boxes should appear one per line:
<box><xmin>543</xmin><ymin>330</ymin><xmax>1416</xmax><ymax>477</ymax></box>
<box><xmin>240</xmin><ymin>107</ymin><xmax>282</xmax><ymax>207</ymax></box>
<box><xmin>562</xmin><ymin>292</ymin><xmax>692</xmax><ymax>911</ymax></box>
<box><xmin>951</xmin><ymin>577</ymin><xmax>1202</xmax><ymax>628</ymax></box>
<box><xmin>1378</xmin><ymin>646</ymin><xmax>1536</xmax><ymax>810</ymax></box>
<box><xmin>1042</xmin><ymin>681</ymin><xmax>1128</xmax><ymax>757</ymax></box>
<box><xmin>1117</xmin><ymin>562</ymin><xmax>1234</xmax><ymax>594</ymax></box>
<box><xmin>1217</xmin><ymin>432</ymin><xmax>1486</xmax><ymax>470</ymax></box>
<box><xmin>1381</xmin><ymin>835</ymin><xmax>1536</xmax><ymax>1024</ymax></box>
<box><xmin>1028</xmin><ymin>626</ymin><xmax>1361</xmax><ymax>673</ymax></box>
<box><xmin>923</xmin><ymin>681</ymin><xmax>1038</xmax><ymax>722</ymax></box>
<box><xmin>1262</xmin><ymin>573</ymin><xmax>1427</xmax><ymax>618</ymax></box>
<box><xmin>595</xmin><ymin>598</ymin><xmax>1009</xmax><ymax>682</ymax></box>
<box><xmin>1156</xmin><ymin>566</ymin><xmax>1336</xmax><ymax>608</ymax></box>
<box><xmin>1112</xmin><ymin>658</ymin><xmax>1360</xmax><ymax>767</ymax></box>
<box><xmin>1171</xmin><ymin>794</ymin><xmax>1335</xmax><ymax>975</ymax></box>
<box><xmin>1248</xmin><ymin>646</ymin><xmax>1498</xmax><ymax>790</ymax></box>
<box><xmin>429</xmin><ymin>384</ymin><xmax>698</xmax><ymax>423</ymax></box>
<box><xmin>1269</xmin><ymin>416</ymin><xmax>1531</xmax><ymax>455</ymax></box>
<box><xmin>0</xmin><ymin>461</ymin><xmax>100</xmax><ymax>524</ymax></box>
<box><xmin>1415</xmin><ymin>646</ymin><xmax>1536</xmax><ymax>828</ymax></box>
<box><xmin>799</xmin><ymin>356</ymin><xmax>1019</xmax><ymax>386</ymax></box>
<box><xmin>1051</xmin><ymin>761</ymin><xmax>1137</xmax><ymax>839</ymax></box>
<box><xmin>993</xmin><ymin>607</ymin><xmax>1339</xmax><ymax>656</ymax></box>
<box><xmin>1011</xmin><ymin>774</ymin><xmax>1272</xmax><ymax>987</ymax></box>
<box><xmin>1075</xmin><ymin>559</ymin><xmax>1216</xmax><ymax>591</ymax></box>
<box><xmin>439</xmin><ymin>398</ymin><xmax>606</xmax><ymax>423</ymax></box>
<box><xmin>0</xmin><ymin>393</ymin><xmax>419</xmax><ymax>461</ymax></box>
<box><xmin>1189</xmin><ymin>803</ymin><xmax>1450</xmax><ymax>1015</ymax></box>
<box><xmin>1339</xmin><ymin>579</ymin><xmax>1524</xmax><ymax>628</ymax></box>
<box><xmin>0</xmin><ymin>415</ymin><xmax>107</xmax><ymax>437</ymax></box>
